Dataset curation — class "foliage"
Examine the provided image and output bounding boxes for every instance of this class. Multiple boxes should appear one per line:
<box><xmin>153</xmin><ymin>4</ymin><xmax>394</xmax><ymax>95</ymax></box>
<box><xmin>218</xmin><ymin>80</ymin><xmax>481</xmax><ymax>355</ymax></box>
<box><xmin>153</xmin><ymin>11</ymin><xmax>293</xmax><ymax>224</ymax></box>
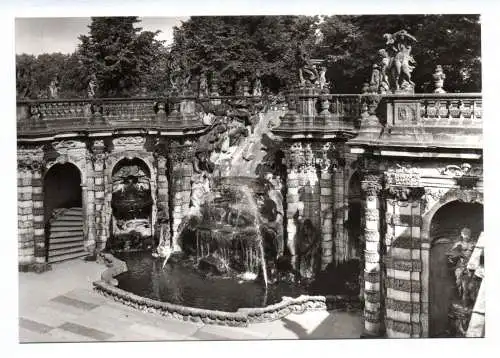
<box><xmin>77</xmin><ymin>17</ymin><xmax>166</xmax><ymax>97</ymax></box>
<box><xmin>169</xmin><ymin>16</ymin><xmax>319</xmax><ymax>94</ymax></box>
<box><xmin>316</xmin><ymin>15</ymin><xmax>481</xmax><ymax>93</ymax></box>
<box><xmin>16</xmin><ymin>15</ymin><xmax>481</xmax><ymax>98</ymax></box>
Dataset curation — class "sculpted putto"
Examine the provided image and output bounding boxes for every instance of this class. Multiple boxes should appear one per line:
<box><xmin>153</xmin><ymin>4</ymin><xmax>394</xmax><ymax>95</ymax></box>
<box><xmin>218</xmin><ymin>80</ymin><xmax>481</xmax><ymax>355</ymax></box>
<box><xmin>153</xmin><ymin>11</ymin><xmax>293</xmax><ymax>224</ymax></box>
<box><xmin>369</xmin><ymin>29</ymin><xmax>417</xmax><ymax>94</ymax></box>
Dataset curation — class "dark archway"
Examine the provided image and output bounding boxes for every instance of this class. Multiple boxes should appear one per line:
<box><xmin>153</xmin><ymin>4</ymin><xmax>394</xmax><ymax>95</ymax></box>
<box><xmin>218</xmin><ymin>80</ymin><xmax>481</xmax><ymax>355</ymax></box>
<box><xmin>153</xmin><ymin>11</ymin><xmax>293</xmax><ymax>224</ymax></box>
<box><xmin>429</xmin><ymin>201</ymin><xmax>483</xmax><ymax>337</ymax></box>
<box><xmin>43</xmin><ymin>163</ymin><xmax>83</xmax><ymax>263</ymax></box>
<box><xmin>109</xmin><ymin>158</ymin><xmax>153</xmax><ymax>251</ymax></box>
<box><xmin>347</xmin><ymin>171</ymin><xmax>362</xmax><ymax>260</ymax></box>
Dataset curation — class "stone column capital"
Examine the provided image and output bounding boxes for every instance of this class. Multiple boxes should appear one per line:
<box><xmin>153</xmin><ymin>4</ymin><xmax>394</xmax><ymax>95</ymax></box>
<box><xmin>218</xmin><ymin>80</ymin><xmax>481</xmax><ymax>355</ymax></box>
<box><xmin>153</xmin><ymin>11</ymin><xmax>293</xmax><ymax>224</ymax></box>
<box><xmin>361</xmin><ymin>174</ymin><xmax>382</xmax><ymax>198</ymax></box>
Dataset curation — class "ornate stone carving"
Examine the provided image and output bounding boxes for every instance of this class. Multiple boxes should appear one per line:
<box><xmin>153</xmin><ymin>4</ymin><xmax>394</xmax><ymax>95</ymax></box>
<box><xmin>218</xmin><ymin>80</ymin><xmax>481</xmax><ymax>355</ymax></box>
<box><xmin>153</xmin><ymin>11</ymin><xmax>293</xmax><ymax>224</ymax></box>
<box><xmin>385</xmin><ymin>164</ymin><xmax>420</xmax><ymax>187</ymax></box>
<box><xmin>361</xmin><ymin>175</ymin><xmax>382</xmax><ymax>198</ymax></box>
<box><xmin>112</xmin><ymin>136</ymin><xmax>146</xmax><ymax>148</ymax></box>
<box><xmin>386</xmin><ymin>186</ymin><xmax>425</xmax><ymax>201</ymax></box>
<box><xmin>398</xmin><ymin>105</ymin><xmax>416</xmax><ymax>122</ymax></box>
<box><xmin>438</xmin><ymin>163</ymin><xmax>482</xmax><ymax>178</ymax></box>
<box><xmin>284</xmin><ymin>142</ymin><xmax>338</xmax><ymax>173</ymax></box>
<box><xmin>365</xmin><ymin>208</ymin><xmax>379</xmax><ymax>221</ymax></box>
<box><xmin>52</xmin><ymin>140</ymin><xmax>86</xmax><ymax>151</ymax></box>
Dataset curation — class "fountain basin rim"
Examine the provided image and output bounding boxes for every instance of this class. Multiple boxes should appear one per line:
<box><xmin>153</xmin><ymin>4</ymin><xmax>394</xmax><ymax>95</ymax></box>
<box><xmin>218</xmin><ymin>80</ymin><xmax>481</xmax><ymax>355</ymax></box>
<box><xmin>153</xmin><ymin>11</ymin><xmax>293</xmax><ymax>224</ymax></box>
<box><xmin>93</xmin><ymin>252</ymin><xmax>328</xmax><ymax>326</ymax></box>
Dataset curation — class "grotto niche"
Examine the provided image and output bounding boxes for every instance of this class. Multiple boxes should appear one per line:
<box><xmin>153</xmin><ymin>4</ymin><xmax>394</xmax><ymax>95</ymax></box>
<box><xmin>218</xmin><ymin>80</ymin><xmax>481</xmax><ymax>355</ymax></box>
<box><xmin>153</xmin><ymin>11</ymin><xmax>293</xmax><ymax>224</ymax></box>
<box><xmin>109</xmin><ymin>158</ymin><xmax>154</xmax><ymax>252</ymax></box>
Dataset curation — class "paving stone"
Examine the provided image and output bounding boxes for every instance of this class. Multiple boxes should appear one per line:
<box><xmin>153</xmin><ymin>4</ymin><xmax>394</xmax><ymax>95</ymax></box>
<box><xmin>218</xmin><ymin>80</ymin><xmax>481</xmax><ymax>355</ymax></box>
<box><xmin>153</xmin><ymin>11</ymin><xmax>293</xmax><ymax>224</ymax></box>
<box><xmin>19</xmin><ymin>327</ymin><xmax>51</xmax><ymax>343</ymax></box>
<box><xmin>43</xmin><ymin>327</ymin><xmax>96</xmax><ymax>342</ymax></box>
<box><xmin>58</xmin><ymin>322</ymin><xmax>114</xmax><ymax>341</ymax></box>
<box><xmin>20</xmin><ymin>305</ymin><xmax>77</xmax><ymax>328</ymax></box>
<box><xmin>63</xmin><ymin>288</ymin><xmax>110</xmax><ymax>306</ymax></box>
<box><xmin>19</xmin><ymin>317</ymin><xmax>54</xmax><ymax>334</ymax></box>
<box><xmin>193</xmin><ymin>325</ymin><xmax>265</xmax><ymax>340</ymax></box>
<box><xmin>127</xmin><ymin>322</ymin><xmax>195</xmax><ymax>341</ymax></box>
<box><xmin>51</xmin><ymin>295</ymin><xmax>100</xmax><ymax>311</ymax></box>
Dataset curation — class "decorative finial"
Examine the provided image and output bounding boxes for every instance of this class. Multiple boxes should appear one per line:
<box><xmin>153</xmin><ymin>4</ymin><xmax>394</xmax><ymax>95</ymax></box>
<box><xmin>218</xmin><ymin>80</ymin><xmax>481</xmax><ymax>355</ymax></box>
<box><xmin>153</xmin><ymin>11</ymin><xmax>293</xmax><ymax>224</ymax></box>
<box><xmin>433</xmin><ymin>65</ymin><xmax>446</xmax><ymax>93</ymax></box>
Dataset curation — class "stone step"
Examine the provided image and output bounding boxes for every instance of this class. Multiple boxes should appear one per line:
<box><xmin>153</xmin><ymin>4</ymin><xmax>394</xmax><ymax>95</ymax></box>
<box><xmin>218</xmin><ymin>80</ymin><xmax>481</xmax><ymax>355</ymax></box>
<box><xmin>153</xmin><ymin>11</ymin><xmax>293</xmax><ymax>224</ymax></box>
<box><xmin>48</xmin><ymin>236</ymin><xmax>84</xmax><ymax>245</ymax></box>
<box><xmin>47</xmin><ymin>251</ymin><xmax>87</xmax><ymax>264</ymax></box>
<box><xmin>51</xmin><ymin>221</ymin><xmax>84</xmax><ymax>227</ymax></box>
<box><xmin>48</xmin><ymin>241</ymin><xmax>84</xmax><ymax>251</ymax></box>
<box><xmin>49</xmin><ymin>231</ymin><xmax>84</xmax><ymax>239</ymax></box>
<box><xmin>50</xmin><ymin>226</ymin><xmax>83</xmax><ymax>233</ymax></box>
<box><xmin>54</xmin><ymin>215</ymin><xmax>82</xmax><ymax>222</ymax></box>
<box><xmin>48</xmin><ymin>246</ymin><xmax>86</xmax><ymax>258</ymax></box>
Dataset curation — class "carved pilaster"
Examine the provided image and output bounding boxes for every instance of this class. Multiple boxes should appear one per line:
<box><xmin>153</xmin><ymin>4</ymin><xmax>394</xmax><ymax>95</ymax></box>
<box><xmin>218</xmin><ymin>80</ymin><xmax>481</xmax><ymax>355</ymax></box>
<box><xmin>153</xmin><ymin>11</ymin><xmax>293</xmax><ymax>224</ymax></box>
<box><xmin>90</xmin><ymin>139</ymin><xmax>108</xmax><ymax>256</ymax></box>
<box><xmin>168</xmin><ymin>140</ymin><xmax>195</xmax><ymax>252</ymax></box>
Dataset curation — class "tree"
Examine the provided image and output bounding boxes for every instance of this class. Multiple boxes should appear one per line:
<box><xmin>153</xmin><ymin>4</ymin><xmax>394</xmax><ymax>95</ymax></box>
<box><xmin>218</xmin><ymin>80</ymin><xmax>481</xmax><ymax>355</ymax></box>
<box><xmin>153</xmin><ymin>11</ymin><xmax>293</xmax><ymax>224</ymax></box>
<box><xmin>316</xmin><ymin>15</ymin><xmax>481</xmax><ymax>93</ymax></box>
<box><xmin>169</xmin><ymin>16</ymin><xmax>319</xmax><ymax>94</ymax></box>
<box><xmin>77</xmin><ymin>17</ymin><xmax>166</xmax><ymax>97</ymax></box>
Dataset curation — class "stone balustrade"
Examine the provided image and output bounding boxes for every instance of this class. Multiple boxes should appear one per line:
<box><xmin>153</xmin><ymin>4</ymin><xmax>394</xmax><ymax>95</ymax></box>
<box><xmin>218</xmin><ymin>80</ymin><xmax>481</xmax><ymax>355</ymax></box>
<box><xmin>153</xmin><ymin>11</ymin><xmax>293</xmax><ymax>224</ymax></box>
<box><xmin>17</xmin><ymin>95</ymin><xmax>266</xmax><ymax>138</ymax></box>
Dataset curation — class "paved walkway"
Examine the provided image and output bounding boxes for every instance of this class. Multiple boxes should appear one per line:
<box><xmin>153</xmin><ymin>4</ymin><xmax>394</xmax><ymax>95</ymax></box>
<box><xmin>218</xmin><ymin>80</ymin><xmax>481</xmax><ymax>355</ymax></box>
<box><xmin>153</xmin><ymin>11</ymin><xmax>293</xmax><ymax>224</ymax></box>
<box><xmin>19</xmin><ymin>259</ymin><xmax>363</xmax><ymax>342</ymax></box>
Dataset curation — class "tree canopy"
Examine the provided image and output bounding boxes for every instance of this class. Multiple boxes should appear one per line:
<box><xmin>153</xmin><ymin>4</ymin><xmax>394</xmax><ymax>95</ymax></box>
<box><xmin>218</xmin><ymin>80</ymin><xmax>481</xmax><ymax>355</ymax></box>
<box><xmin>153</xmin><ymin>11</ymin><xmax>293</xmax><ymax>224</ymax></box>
<box><xmin>16</xmin><ymin>15</ymin><xmax>481</xmax><ymax>99</ymax></box>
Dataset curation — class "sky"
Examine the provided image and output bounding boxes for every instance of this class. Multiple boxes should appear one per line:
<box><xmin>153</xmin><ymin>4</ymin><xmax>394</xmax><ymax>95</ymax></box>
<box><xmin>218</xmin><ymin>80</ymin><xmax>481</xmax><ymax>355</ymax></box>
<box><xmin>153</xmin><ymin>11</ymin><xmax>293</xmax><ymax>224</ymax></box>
<box><xmin>15</xmin><ymin>17</ymin><xmax>189</xmax><ymax>55</ymax></box>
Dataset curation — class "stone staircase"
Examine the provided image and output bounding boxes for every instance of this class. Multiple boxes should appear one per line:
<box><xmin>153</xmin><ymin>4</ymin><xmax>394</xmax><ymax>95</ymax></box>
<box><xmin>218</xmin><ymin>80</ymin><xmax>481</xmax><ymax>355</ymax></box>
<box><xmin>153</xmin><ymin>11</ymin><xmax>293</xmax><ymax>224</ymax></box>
<box><xmin>47</xmin><ymin>207</ymin><xmax>86</xmax><ymax>264</ymax></box>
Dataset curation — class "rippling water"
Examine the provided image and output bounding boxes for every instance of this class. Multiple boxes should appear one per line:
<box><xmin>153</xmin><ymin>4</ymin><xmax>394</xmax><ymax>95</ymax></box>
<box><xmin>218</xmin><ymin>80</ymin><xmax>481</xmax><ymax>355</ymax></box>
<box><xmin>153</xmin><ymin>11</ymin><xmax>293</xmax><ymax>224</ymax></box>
<box><xmin>115</xmin><ymin>252</ymin><xmax>307</xmax><ymax>312</ymax></box>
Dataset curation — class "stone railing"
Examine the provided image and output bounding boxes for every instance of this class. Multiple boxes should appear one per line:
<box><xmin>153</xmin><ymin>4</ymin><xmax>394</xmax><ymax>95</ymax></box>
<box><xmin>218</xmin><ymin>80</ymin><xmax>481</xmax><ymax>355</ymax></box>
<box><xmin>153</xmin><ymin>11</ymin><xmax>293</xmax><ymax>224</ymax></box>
<box><xmin>17</xmin><ymin>95</ymin><xmax>266</xmax><ymax>138</ymax></box>
<box><xmin>274</xmin><ymin>92</ymin><xmax>362</xmax><ymax>138</ymax></box>
<box><xmin>349</xmin><ymin>93</ymin><xmax>482</xmax><ymax>150</ymax></box>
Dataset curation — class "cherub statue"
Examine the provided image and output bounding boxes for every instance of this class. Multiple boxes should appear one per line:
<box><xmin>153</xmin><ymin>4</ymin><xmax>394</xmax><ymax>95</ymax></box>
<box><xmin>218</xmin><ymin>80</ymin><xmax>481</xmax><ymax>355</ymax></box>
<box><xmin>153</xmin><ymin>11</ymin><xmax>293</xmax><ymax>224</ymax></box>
<box><xmin>87</xmin><ymin>74</ymin><xmax>98</xmax><ymax>98</ymax></box>
<box><xmin>48</xmin><ymin>77</ymin><xmax>59</xmax><ymax>99</ymax></box>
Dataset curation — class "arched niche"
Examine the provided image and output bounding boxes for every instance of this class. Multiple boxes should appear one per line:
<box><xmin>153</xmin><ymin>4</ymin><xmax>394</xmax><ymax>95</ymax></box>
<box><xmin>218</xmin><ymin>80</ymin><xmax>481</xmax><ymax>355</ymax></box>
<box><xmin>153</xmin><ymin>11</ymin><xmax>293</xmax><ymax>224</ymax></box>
<box><xmin>427</xmin><ymin>200</ymin><xmax>483</xmax><ymax>337</ymax></box>
<box><xmin>109</xmin><ymin>157</ymin><xmax>154</xmax><ymax>251</ymax></box>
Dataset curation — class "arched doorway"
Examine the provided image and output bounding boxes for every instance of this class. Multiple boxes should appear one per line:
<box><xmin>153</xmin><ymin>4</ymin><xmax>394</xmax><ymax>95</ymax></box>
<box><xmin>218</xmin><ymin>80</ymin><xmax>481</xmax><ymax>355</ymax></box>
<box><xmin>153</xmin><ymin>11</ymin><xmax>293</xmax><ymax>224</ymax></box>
<box><xmin>347</xmin><ymin>171</ymin><xmax>362</xmax><ymax>260</ymax></box>
<box><xmin>429</xmin><ymin>200</ymin><xmax>483</xmax><ymax>337</ymax></box>
<box><xmin>43</xmin><ymin>163</ymin><xmax>84</xmax><ymax>263</ymax></box>
<box><xmin>109</xmin><ymin>158</ymin><xmax>153</xmax><ymax>252</ymax></box>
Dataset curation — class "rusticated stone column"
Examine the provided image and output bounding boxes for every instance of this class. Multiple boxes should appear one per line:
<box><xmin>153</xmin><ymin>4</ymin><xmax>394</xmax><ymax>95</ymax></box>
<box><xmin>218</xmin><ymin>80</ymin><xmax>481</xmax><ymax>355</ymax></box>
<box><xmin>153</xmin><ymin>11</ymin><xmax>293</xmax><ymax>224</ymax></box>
<box><xmin>334</xmin><ymin>164</ymin><xmax>347</xmax><ymax>263</ymax></box>
<box><xmin>361</xmin><ymin>174</ymin><xmax>382</xmax><ymax>336</ymax></box>
<box><xmin>18</xmin><ymin>161</ymin><xmax>35</xmax><ymax>269</ymax></box>
<box><xmin>169</xmin><ymin>141</ymin><xmax>194</xmax><ymax>252</ymax></box>
<box><xmin>32</xmin><ymin>161</ymin><xmax>50</xmax><ymax>272</ymax></box>
<box><xmin>384</xmin><ymin>187</ymin><xmax>425</xmax><ymax>338</ymax></box>
<box><xmin>283</xmin><ymin>143</ymin><xmax>304</xmax><ymax>270</ymax></box>
<box><xmin>318</xmin><ymin>143</ymin><xmax>334</xmax><ymax>269</ymax></box>
<box><xmin>85</xmin><ymin>155</ymin><xmax>96</xmax><ymax>255</ymax></box>
<box><xmin>155</xmin><ymin>152</ymin><xmax>170</xmax><ymax>243</ymax></box>
<box><xmin>92</xmin><ymin>141</ymin><xmax>107</xmax><ymax>256</ymax></box>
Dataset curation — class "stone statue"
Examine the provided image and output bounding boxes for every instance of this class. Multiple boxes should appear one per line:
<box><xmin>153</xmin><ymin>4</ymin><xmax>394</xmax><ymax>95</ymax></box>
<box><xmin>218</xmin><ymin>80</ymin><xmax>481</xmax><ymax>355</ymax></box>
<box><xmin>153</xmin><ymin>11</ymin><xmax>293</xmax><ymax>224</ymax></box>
<box><xmin>296</xmin><ymin>45</ymin><xmax>319</xmax><ymax>87</ymax></box>
<box><xmin>48</xmin><ymin>77</ymin><xmax>59</xmax><ymax>99</ymax></box>
<box><xmin>199</xmin><ymin>72</ymin><xmax>208</xmax><ymax>97</ymax></box>
<box><xmin>297</xmin><ymin>218</ymin><xmax>320</xmax><ymax>280</ymax></box>
<box><xmin>433</xmin><ymin>65</ymin><xmax>446</xmax><ymax>93</ymax></box>
<box><xmin>447</xmin><ymin>227</ymin><xmax>475</xmax><ymax>305</ymax></box>
<box><xmin>380</xmin><ymin>30</ymin><xmax>417</xmax><ymax>93</ymax></box>
<box><xmin>87</xmin><ymin>74</ymin><xmax>98</xmax><ymax>99</ymax></box>
<box><xmin>319</xmin><ymin>66</ymin><xmax>328</xmax><ymax>90</ymax></box>
<box><xmin>253</xmin><ymin>76</ymin><xmax>262</xmax><ymax>97</ymax></box>
<box><xmin>369</xmin><ymin>64</ymin><xmax>381</xmax><ymax>93</ymax></box>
